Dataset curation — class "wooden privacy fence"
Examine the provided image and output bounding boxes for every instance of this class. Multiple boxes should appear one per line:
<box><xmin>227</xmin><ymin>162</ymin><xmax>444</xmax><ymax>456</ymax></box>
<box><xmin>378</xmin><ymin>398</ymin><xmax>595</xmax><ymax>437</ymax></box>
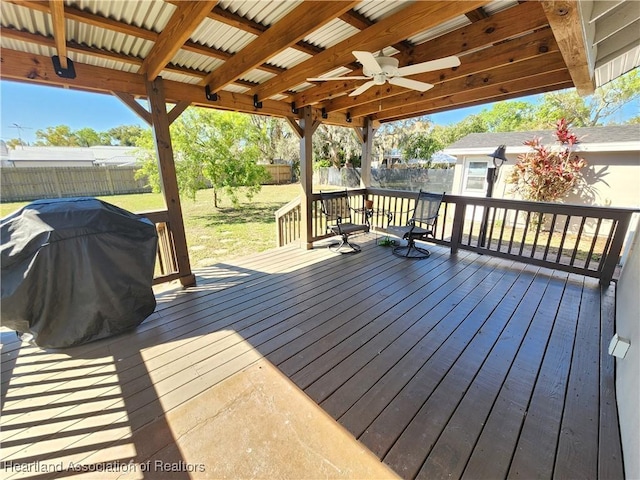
<box><xmin>262</xmin><ymin>164</ymin><xmax>292</xmax><ymax>184</ymax></box>
<box><xmin>0</xmin><ymin>166</ymin><xmax>150</xmax><ymax>202</ymax></box>
<box><xmin>276</xmin><ymin>188</ymin><xmax>637</xmax><ymax>286</ymax></box>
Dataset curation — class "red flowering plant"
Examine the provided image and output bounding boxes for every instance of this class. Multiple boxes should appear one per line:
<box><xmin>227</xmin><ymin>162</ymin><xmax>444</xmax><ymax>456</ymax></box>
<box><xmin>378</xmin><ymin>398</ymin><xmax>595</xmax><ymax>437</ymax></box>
<box><xmin>507</xmin><ymin>119</ymin><xmax>587</xmax><ymax>204</ymax></box>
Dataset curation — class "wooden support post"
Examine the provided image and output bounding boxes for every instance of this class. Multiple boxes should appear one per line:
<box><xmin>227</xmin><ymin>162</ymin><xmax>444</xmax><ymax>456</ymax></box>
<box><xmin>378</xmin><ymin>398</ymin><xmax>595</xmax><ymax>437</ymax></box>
<box><xmin>146</xmin><ymin>77</ymin><xmax>195</xmax><ymax>287</ymax></box>
<box><xmin>359</xmin><ymin>117</ymin><xmax>375</xmax><ymax>189</ymax></box>
<box><xmin>299</xmin><ymin>106</ymin><xmax>318</xmax><ymax>249</ymax></box>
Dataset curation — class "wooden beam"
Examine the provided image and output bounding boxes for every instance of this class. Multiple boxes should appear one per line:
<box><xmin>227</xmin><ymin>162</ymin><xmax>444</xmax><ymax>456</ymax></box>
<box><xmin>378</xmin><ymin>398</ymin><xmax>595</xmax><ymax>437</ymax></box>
<box><xmin>202</xmin><ymin>3</ymin><xmax>327</xmax><ymax>57</ymax></box>
<box><xmin>250</xmin><ymin>0</ymin><xmax>489</xmax><ymax>101</ymax></box>
<box><xmin>6</xmin><ymin>0</ymin><xmax>285</xmax><ymax>79</ymax></box>
<box><xmin>113</xmin><ymin>92</ymin><xmax>152</xmax><ymax>125</ymax></box>
<box><xmin>339</xmin><ymin>10</ymin><xmax>413</xmax><ymax>55</ymax></box>
<box><xmin>7</xmin><ymin>0</ymin><xmax>158</xmax><ymax>41</ymax></box>
<box><xmin>140</xmin><ymin>1</ymin><xmax>218</xmax><ymax>80</ymax></box>
<box><xmin>202</xmin><ymin>1</ymin><xmax>358</xmax><ymax>93</ymax></box>
<box><xmin>292</xmin><ymin>1</ymin><xmax>550</xmax><ymax>107</ymax></box>
<box><xmin>333</xmin><ymin>29</ymin><xmax>559</xmax><ymax>117</ymax></box>
<box><xmin>358</xmin><ymin>52</ymin><xmax>567</xmax><ymax>119</ymax></box>
<box><xmin>168</xmin><ymin>101</ymin><xmax>191</xmax><ymax>125</ymax></box>
<box><xmin>541</xmin><ymin>1</ymin><xmax>595</xmax><ymax>95</ymax></box>
<box><xmin>359</xmin><ymin>119</ymin><xmax>375</xmax><ymax>188</ymax></box>
<box><xmin>286</xmin><ymin>117</ymin><xmax>303</xmax><ymax>139</ymax></box>
<box><xmin>374</xmin><ymin>69</ymin><xmax>573</xmax><ymax>122</ymax></box>
<box><xmin>146</xmin><ymin>77</ymin><xmax>195</xmax><ymax>287</ymax></box>
<box><xmin>299</xmin><ymin>106</ymin><xmax>315</xmax><ymax>250</ymax></box>
<box><xmin>48</xmin><ymin>0</ymin><xmax>67</xmax><ymax>69</ymax></box>
<box><xmin>0</xmin><ymin>26</ymin><xmax>261</xmax><ymax>87</ymax></box>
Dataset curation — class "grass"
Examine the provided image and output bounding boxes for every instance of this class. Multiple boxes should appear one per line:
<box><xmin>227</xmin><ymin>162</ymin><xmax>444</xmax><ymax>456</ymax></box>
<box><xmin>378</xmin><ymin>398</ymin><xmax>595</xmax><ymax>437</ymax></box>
<box><xmin>1</xmin><ymin>185</ymin><xmax>301</xmax><ymax>268</ymax></box>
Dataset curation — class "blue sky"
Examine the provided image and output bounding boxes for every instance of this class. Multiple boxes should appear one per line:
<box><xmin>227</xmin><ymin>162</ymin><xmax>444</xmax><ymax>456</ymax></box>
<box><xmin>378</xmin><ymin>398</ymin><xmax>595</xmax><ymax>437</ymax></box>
<box><xmin>0</xmin><ymin>79</ymin><xmax>635</xmax><ymax>145</ymax></box>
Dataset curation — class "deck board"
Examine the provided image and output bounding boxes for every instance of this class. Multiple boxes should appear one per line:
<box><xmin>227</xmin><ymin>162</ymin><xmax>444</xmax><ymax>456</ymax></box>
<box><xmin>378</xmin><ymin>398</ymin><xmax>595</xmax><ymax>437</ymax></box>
<box><xmin>0</xmin><ymin>235</ymin><xmax>624</xmax><ymax>479</ymax></box>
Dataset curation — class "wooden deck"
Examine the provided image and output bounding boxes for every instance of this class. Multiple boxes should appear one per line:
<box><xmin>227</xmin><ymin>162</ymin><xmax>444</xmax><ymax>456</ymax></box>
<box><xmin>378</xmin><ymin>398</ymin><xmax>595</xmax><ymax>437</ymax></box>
<box><xmin>0</xmin><ymin>234</ymin><xmax>625</xmax><ymax>479</ymax></box>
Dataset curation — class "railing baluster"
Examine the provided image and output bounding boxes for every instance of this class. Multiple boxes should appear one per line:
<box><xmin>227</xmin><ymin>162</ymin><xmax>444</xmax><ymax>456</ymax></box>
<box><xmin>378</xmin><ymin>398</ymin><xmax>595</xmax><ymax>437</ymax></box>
<box><xmin>569</xmin><ymin>217</ymin><xmax>587</xmax><ymax>266</ymax></box>
<box><xmin>508</xmin><ymin>209</ymin><xmax>519</xmax><ymax>254</ymax></box>
<box><xmin>584</xmin><ymin>217</ymin><xmax>603</xmax><ymax>270</ymax></box>
<box><xmin>530</xmin><ymin>213</ymin><xmax>543</xmax><ymax>258</ymax></box>
<box><xmin>556</xmin><ymin>215</ymin><xmax>571</xmax><ymax>263</ymax></box>
<box><xmin>519</xmin><ymin>211</ymin><xmax>531</xmax><ymax>256</ymax></box>
<box><xmin>542</xmin><ymin>213</ymin><xmax>557</xmax><ymax>261</ymax></box>
<box><xmin>598</xmin><ymin>219</ymin><xmax>618</xmax><ymax>273</ymax></box>
<box><xmin>468</xmin><ymin>205</ymin><xmax>477</xmax><ymax>245</ymax></box>
<box><xmin>497</xmin><ymin>208</ymin><xmax>508</xmax><ymax>252</ymax></box>
<box><xmin>487</xmin><ymin>206</ymin><xmax>497</xmax><ymax>249</ymax></box>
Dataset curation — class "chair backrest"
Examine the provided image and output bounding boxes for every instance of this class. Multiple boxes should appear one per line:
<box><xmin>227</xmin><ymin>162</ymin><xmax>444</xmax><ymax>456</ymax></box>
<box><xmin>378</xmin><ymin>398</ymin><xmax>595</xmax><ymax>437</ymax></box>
<box><xmin>413</xmin><ymin>191</ymin><xmax>445</xmax><ymax>226</ymax></box>
<box><xmin>320</xmin><ymin>190</ymin><xmax>352</xmax><ymax>223</ymax></box>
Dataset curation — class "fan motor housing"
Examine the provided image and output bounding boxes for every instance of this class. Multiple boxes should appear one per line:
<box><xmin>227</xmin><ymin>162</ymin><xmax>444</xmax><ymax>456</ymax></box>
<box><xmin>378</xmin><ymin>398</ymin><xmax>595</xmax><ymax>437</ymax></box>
<box><xmin>364</xmin><ymin>56</ymin><xmax>399</xmax><ymax>78</ymax></box>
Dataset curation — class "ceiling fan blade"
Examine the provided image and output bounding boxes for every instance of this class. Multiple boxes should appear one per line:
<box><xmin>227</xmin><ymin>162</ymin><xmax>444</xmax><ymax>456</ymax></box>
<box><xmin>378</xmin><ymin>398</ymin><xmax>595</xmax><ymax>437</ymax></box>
<box><xmin>396</xmin><ymin>55</ymin><xmax>461</xmax><ymax>76</ymax></box>
<box><xmin>353</xmin><ymin>51</ymin><xmax>382</xmax><ymax>75</ymax></box>
<box><xmin>349</xmin><ymin>80</ymin><xmax>377</xmax><ymax>97</ymax></box>
<box><xmin>388</xmin><ymin>77</ymin><xmax>434</xmax><ymax>92</ymax></box>
<box><xmin>306</xmin><ymin>76</ymin><xmax>369</xmax><ymax>81</ymax></box>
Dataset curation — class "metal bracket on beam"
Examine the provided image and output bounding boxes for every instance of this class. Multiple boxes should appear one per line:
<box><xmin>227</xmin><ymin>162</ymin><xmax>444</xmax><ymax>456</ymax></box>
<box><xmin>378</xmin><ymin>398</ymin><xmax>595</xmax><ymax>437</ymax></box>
<box><xmin>321</xmin><ymin>108</ymin><xmax>328</xmax><ymax>119</ymax></box>
<box><xmin>253</xmin><ymin>95</ymin><xmax>263</xmax><ymax>109</ymax></box>
<box><xmin>346</xmin><ymin>112</ymin><xmax>352</xmax><ymax>123</ymax></box>
<box><xmin>205</xmin><ymin>85</ymin><xmax>218</xmax><ymax>101</ymax></box>
<box><xmin>52</xmin><ymin>56</ymin><xmax>76</xmax><ymax>79</ymax></box>
<box><xmin>291</xmin><ymin>102</ymin><xmax>299</xmax><ymax>114</ymax></box>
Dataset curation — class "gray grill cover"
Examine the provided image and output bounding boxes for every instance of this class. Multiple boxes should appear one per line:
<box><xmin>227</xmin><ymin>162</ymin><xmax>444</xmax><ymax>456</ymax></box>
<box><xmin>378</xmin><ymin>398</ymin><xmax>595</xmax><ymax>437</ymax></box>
<box><xmin>1</xmin><ymin>197</ymin><xmax>158</xmax><ymax>348</ymax></box>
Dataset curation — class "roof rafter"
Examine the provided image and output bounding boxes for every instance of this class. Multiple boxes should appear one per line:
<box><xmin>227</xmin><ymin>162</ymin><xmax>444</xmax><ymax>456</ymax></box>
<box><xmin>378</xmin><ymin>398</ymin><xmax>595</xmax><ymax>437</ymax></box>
<box><xmin>353</xmin><ymin>52</ymin><xmax>568</xmax><ymax>119</ymax></box>
<box><xmin>541</xmin><ymin>0</ymin><xmax>595</xmax><ymax>95</ymax></box>
<box><xmin>0</xmin><ymin>27</ymin><xmax>261</xmax><ymax>89</ymax></box>
<box><xmin>0</xmin><ymin>48</ymin><xmax>362</xmax><ymax>128</ymax></box>
<box><xmin>48</xmin><ymin>0</ymin><xmax>68</xmax><ymax>69</ymax></box>
<box><xmin>292</xmin><ymin>1</ymin><xmax>548</xmax><ymax>107</ymax></box>
<box><xmin>140</xmin><ymin>0</ymin><xmax>219</xmax><ymax>80</ymax></box>
<box><xmin>250</xmin><ymin>0</ymin><xmax>489</xmax><ymax>102</ymax></box>
<box><xmin>377</xmin><ymin>71</ymin><xmax>573</xmax><ymax>123</ymax></box>
<box><xmin>326</xmin><ymin>28</ymin><xmax>558</xmax><ymax>116</ymax></box>
<box><xmin>202</xmin><ymin>1</ymin><xmax>358</xmax><ymax>93</ymax></box>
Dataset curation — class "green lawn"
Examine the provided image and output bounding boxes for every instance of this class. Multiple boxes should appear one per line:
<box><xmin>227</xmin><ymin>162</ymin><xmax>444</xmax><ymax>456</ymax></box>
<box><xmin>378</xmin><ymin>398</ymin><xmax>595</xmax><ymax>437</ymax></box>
<box><xmin>1</xmin><ymin>185</ymin><xmax>302</xmax><ymax>268</ymax></box>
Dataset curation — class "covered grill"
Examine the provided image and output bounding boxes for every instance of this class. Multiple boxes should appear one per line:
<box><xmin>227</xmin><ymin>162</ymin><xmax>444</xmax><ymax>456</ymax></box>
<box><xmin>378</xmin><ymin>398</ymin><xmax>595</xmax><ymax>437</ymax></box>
<box><xmin>1</xmin><ymin>197</ymin><xmax>158</xmax><ymax>348</ymax></box>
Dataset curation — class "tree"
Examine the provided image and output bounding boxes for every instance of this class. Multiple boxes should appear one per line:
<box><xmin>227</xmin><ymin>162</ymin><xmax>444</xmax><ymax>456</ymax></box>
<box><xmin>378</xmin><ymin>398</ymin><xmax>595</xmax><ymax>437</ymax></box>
<box><xmin>5</xmin><ymin>138</ymin><xmax>26</xmax><ymax>149</ymax></box>
<box><xmin>537</xmin><ymin>68</ymin><xmax>640</xmax><ymax>127</ymax></box>
<box><xmin>136</xmin><ymin>108</ymin><xmax>268</xmax><ymax>207</ymax></box>
<box><xmin>400</xmin><ymin>133</ymin><xmax>442</xmax><ymax>164</ymax></box>
<box><xmin>34</xmin><ymin>125</ymin><xmax>78</xmax><ymax>146</ymax></box>
<box><xmin>75</xmin><ymin>127</ymin><xmax>103</xmax><ymax>147</ymax></box>
<box><xmin>506</xmin><ymin>119</ymin><xmax>587</xmax><ymax>206</ymax></box>
<box><xmin>313</xmin><ymin>124</ymin><xmax>361</xmax><ymax>168</ymax></box>
<box><xmin>108</xmin><ymin>125</ymin><xmax>146</xmax><ymax>146</ymax></box>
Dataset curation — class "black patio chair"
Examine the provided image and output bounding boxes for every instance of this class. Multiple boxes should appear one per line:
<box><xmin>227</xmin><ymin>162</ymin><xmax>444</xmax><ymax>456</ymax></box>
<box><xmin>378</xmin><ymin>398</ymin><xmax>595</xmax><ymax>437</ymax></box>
<box><xmin>383</xmin><ymin>190</ymin><xmax>445</xmax><ymax>259</ymax></box>
<box><xmin>320</xmin><ymin>190</ymin><xmax>370</xmax><ymax>254</ymax></box>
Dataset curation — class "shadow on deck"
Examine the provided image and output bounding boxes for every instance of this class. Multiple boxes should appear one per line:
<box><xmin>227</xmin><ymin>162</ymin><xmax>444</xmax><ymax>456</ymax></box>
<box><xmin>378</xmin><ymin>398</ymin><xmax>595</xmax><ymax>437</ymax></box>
<box><xmin>0</xmin><ymin>234</ymin><xmax>625</xmax><ymax>479</ymax></box>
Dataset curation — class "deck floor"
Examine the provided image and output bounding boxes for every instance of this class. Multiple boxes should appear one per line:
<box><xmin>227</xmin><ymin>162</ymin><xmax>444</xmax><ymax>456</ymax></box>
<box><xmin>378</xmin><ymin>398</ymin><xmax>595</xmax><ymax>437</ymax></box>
<box><xmin>0</xmin><ymin>234</ymin><xmax>624</xmax><ymax>479</ymax></box>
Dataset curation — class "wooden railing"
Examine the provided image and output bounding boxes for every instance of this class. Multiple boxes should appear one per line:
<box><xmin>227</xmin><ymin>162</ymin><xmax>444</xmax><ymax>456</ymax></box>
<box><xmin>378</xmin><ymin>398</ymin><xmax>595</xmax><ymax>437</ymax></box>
<box><xmin>139</xmin><ymin>209</ymin><xmax>181</xmax><ymax>285</ymax></box>
<box><xmin>275</xmin><ymin>187</ymin><xmax>637</xmax><ymax>285</ymax></box>
<box><xmin>275</xmin><ymin>196</ymin><xmax>302</xmax><ymax>247</ymax></box>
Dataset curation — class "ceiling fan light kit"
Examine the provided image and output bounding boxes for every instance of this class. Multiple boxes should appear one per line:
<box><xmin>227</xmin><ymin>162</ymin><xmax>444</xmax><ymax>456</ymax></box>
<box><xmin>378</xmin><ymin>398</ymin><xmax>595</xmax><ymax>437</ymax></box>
<box><xmin>306</xmin><ymin>49</ymin><xmax>460</xmax><ymax>97</ymax></box>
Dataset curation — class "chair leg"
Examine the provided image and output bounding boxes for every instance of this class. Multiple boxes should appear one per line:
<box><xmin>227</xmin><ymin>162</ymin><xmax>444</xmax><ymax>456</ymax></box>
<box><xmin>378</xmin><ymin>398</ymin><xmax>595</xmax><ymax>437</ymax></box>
<box><xmin>328</xmin><ymin>234</ymin><xmax>361</xmax><ymax>254</ymax></box>
<box><xmin>392</xmin><ymin>239</ymin><xmax>430</xmax><ymax>259</ymax></box>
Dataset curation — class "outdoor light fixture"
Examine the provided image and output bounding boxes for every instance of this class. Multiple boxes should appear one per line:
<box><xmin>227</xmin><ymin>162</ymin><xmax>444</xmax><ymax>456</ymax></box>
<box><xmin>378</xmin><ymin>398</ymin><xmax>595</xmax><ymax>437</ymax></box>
<box><xmin>485</xmin><ymin>144</ymin><xmax>508</xmax><ymax>193</ymax></box>
<box><xmin>488</xmin><ymin>144</ymin><xmax>508</xmax><ymax>169</ymax></box>
<box><xmin>480</xmin><ymin>145</ymin><xmax>508</xmax><ymax>247</ymax></box>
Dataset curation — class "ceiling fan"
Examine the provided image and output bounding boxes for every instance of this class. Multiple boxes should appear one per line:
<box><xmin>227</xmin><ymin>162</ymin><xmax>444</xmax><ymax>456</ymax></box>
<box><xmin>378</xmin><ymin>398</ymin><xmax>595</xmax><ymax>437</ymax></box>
<box><xmin>307</xmin><ymin>50</ymin><xmax>460</xmax><ymax>97</ymax></box>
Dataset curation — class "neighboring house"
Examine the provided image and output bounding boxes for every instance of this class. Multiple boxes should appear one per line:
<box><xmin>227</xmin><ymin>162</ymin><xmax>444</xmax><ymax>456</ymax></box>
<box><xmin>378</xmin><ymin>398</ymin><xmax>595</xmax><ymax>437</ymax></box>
<box><xmin>444</xmin><ymin>125</ymin><xmax>640</xmax><ymax>209</ymax></box>
<box><xmin>4</xmin><ymin>145</ymin><xmax>138</xmax><ymax>167</ymax></box>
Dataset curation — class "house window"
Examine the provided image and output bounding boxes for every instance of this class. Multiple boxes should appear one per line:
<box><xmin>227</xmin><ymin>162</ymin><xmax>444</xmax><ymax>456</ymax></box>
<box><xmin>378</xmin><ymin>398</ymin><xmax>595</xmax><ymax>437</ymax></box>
<box><xmin>464</xmin><ymin>160</ymin><xmax>488</xmax><ymax>193</ymax></box>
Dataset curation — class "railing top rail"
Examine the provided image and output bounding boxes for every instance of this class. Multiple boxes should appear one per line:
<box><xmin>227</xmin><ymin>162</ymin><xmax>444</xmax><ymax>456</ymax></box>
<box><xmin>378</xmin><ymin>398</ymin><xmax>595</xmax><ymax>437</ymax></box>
<box><xmin>275</xmin><ymin>196</ymin><xmax>301</xmax><ymax>217</ymax></box>
<box><xmin>366</xmin><ymin>188</ymin><xmax>640</xmax><ymax>217</ymax></box>
<box><xmin>310</xmin><ymin>188</ymin><xmax>367</xmax><ymax>201</ymax></box>
<box><xmin>138</xmin><ymin>209</ymin><xmax>170</xmax><ymax>223</ymax></box>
